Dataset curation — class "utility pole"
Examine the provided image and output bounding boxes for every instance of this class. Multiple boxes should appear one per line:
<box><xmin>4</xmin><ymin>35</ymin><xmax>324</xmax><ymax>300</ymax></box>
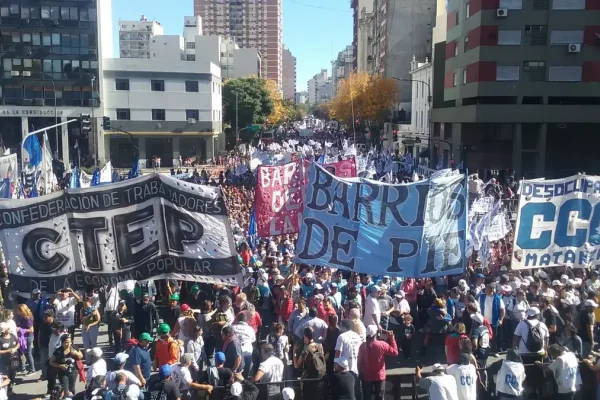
<box><xmin>91</xmin><ymin>75</ymin><xmax>97</xmax><ymax>167</ymax></box>
<box><xmin>235</xmin><ymin>91</ymin><xmax>239</xmax><ymax>144</ymax></box>
<box><xmin>52</xmin><ymin>80</ymin><xmax>58</xmax><ymax>158</ymax></box>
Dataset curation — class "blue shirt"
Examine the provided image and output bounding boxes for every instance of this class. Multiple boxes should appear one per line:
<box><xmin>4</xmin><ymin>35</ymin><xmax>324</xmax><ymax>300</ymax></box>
<box><xmin>125</xmin><ymin>345</ymin><xmax>152</xmax><ymax>380</ymax></box>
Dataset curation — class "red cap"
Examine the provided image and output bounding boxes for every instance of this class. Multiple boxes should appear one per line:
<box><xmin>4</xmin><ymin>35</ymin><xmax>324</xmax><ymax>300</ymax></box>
<box><xmin>180</xmin><ymin>304</ymin><xmax>191</xmax><ymax>312</ymax></box>
<box><xmin>126</xmin><ymin>338</ymin><xmax>139</xmax><ymax>347</ymax></box>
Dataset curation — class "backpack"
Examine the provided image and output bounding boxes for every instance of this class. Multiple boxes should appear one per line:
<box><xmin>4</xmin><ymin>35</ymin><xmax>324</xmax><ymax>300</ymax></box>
<box><xmin>523</xmin><ymin>320</ymin><xmax>544</xmax><ymax>352</ymax></box>
<box><xmin>207</xmin><ymin>366</ymin><xmax>220</xmax><ymax>387</ymax></box>
<box><xmin>110</xmin><ymin>385</ymin><xmax>130</xmax><ymax>400</ymax></box>
<box><xmin>303</xmin><ymin>344</ymin><xmax>326</xmax><ymax>378</ymax></box>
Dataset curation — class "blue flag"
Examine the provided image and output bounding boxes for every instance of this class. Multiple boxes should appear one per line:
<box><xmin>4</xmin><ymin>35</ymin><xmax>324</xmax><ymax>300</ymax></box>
<box><xmin>247</xmin><ymin>206</ymin><xmax>258</xmax><ymax>250</ymax></box>
<box><xmin>0</xmin><ymin>178</ymin><xmax>10</xmax><ymax>199</ymax></box>
<box><xmin>30</xmin><ymin>176</ymin><xmax>38</xmax><ymax>198</ymax></box>
<box><xmin>317</xmin><ymin>154</ymin><xmax>325</xmax><ymax>164</ymax></box>
<box><xmin>23</xmin><ymin>134</ymin><xmax>42</xmax><ymax>167</ymax></box>
<box><xmin>70</xmin><ymin>167</ymin><xmax>80</xmax><ymax>188</ymax></box>
<box><xmin>128</xmin><ymin>156</ymin><xmax>139</xmax><ymax>179</ymax></box>
<box><xmin>112</xmin><ymin>169</ymin><xmax>120</xmax><ymax>183</ymax></box>
<box><xmin>91</xmin><ymin>168</ymin><xmax>100</xmax><ymax>186</ymax></box>
<box><xmin>18</xmin><ymin>179</ymin><xmax>25</xmax><ymax>199</ymax></box>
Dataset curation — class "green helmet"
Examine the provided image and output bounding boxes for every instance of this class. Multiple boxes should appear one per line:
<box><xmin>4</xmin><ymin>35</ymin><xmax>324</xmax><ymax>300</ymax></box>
<box><xmin>133</xmin><ymin>287</ymin><xmax>142</xmax><ymax>296</ymax></box>
<box><xmin>190</xmin><ymin>285</ymin><xmax>200</xmax><ymax>294</ymax></box>
<box><xmin>139</xmin><ymin>332</ymin><xmax>153</xmax><ymax>341</ymax></box>
<box><xmin>170</xmin><ymin>293</ymin><xmax>180</xmax><ymax>301</ymax></box>
<box><xmin>119</xmin><ymin>289</ymin><xmax>129</xmax><ymax>298</ymax></box>
<box><xmin>158</xmin><ymin>323</ymin><xmax>170</xmax><ymax>335</ymax></box>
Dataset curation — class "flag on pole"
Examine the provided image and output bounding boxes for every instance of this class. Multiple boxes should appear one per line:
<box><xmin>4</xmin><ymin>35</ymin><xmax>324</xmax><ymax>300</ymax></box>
<box><xmin>317</xmin><ymin>154</ymin><xmax>325</xmax><ymax>164</ymax></box>
<box><xmin>247</xmin><ymin>206</ymin><xmax>258</xmax><ymax>250</ymax></box>
<box><xmin>100</xmin><ymin>161</ymin><xmax>112</xmax><ymax>183</ymax></box>
<box><xmin>128</xmin><ymin>156</ymin><xmax>140</xmax><ymax>179</ymax></box>
<box><xmin>70</xmin><ymin>167</ymin><xmax>80</xmax><ymax>188</ymax></box>
<box><xmin>91</xmin><ymin>168</ymin><xmax>100</xmax><ymax>186</ymax></box>
<box><xmin>30</xmin><ymin>176</ymin><xmax>38</xmax><ymax>198</ymax></box>
<box><xmin>23</xmin><ymin>133</ymin><xmax>42</xmax><ymax>167</ymax></box>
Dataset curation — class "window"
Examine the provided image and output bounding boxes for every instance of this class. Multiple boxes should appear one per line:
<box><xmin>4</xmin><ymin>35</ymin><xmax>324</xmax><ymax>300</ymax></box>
<box><xmin>185</xmin><ymin>80</ymin><xmax>199</xmax><ymax>92</ymax></box>
<box><xmin>22</xmin><ymin>33</ymin><xmax>31</xmax><ymax>43</ymax></box>
<box><xmin>552</xmin><ymin>0</ymin><xmax>584</xmax><ymax>9</ymax></box>
<box><xmin>463</xmin><ymin>69</ymin><xmax>467</xmax><ymax>84</ymax></box>
<box><xmin>499</xmin><ymin>0</ymin><xmax>522</xmax><ymax>8</ymax></box>
<box><xmin>115</xmin><ymin>79</ymin><xmax>129</xmax><ymax>90</ymax></box>
<box><xmin>186</xmin><ymin>54</ymin><xmax>196</xmax><ymax>61</ymax></box>
<box><xmin>50</xmin><ymin>6</ymin><xmax>59</xmax><ymax>20</ymax></box>
<box><xmin>498</xmin><ymin>30</ymin><xmax>521</xmax><ymax>45</ymax></box>
<box><xmin>548</xmin><ymin>66</ymin><xmax>582</xmax><ymax>81</ymax></box>
<box><xmin>0</xmin><ymin>7</ymin><xmax>8</xmax><ymax>17</ymax></box>
<box><xmin>60</xmin><ymin>7</ymin><xmax>69</xmax><ymax>20</ymax></box>
<box><xmin>151</xmin><ymin>80</ymin><xmax>164</xmax><ymax>91</ymax></box>
<box><xmin>69</xmin><ymin>7</ymin><xmax>78</xmax><ymax>20</ymax></box>
<box><xmin>454</xmin><ymin>42</ymin><xmax>459</xmax><ymax>56</ymax></box>
<box><xmin>52</xmin><ymin>33</ymin><xmax>60</xmax><ymax>45</ymax></box>
<box><xmin>42</xmin><ymin>34</ymin><xmax>51</xmax><ymax>46</ymax></box>
<box><xmin>455</xmin><ymin>12</ymin><xmax>460</xmax><ymax>26</ymax></box>
<box><xmin>152</xmin><ymin>109</ymin><xmax>165</xmax><ymax>121</ymax></box>
<box><xmin>29</xmin><ymin>7</ymin><xmax>40</xmax><ymax>19</ymax></box>
<box><xmin>550</xmin><ymin>30</ymin><xmax>584</xmax><ymax>45</ymax></box>
<box><xmin>464</xmin><ymin>36</ymin><xmax>469</xmax><ymax>52</ymax></box>
<box><xmin>465</xmin><ymin>3</ymin><xmax>470</xmax><ymax>18</ymax></box>
<box><xmin>523</xmin><ymin>61</ymin><xmax>546</xmax><ymax>81</ymax></box>
<box><xmin>21</xmin><ymin>6</ymin><xmax>29</xmax><ymax>19</ymax></box>
<box><xmin>186</xmin><ymin>110</ymin><xmax>199</xmax><ymax>120</ymax></box>
<box><xmin>453</xmin><ymin>72</ymin><xmax>459</xmax><ymax>87</ymax></box>
<box><xmin>186</xmin><ymin>42</ymin><xmax>195</xmax><ymax>49</ymax></box>
<box><xmin>524</xmin><ymin>25</ymin><xmax>547</xmax><ymax>45</ymax></box>
<box><xmin>496</xmin><ymin>66</ymin><xmax>520</xmax><ymax>81</ymax></box>
<box><xmin>9</xmin><ymin>4</ymin><xmax>19</xmax><ymax>15</ymax></box>
<box><xmin>116</xmin><ymin>109</ymin><xmax>130</xmax><ymax>120</ymax></box>
<box><xmin>32</xmin><ymin>33</ymin><xmax>41</xmax><ymax>46</ymax></box>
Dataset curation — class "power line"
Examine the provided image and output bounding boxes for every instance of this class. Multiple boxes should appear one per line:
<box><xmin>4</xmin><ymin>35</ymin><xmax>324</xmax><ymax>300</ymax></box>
<box><xmin>287</xmin><ymin>0</ymin><xmax>352</xmax><ymax>13</ymax></box>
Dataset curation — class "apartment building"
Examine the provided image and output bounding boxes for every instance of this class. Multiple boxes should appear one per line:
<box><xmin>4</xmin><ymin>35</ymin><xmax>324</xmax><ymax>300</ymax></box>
<box><xmin>332</xmin><ymin>45</ymin><xmax>354</xmax><ymax>95</ymax></box>
<box><xmin>119</xmin><ymin>16</ymin><xmax>164</xmax><ymax>59</ymax></box>
<box><xmin>194</xmin><ymin>0</ymin><xmax>283</xmax><ymax>89</ymax></box>
<box><xmin>307</xmin><ymin>69</ymin><xmax>328</xmax><ymax>105</ymax></box>
<box><xmin>432</xmin><ymin>0</ymin><xmax>600</xmax><ymax>179</ymax></box>
<box><xmin>282</xmin><ymin>46</ymin><xmax>296</xmax><ymax>101</ymax></box>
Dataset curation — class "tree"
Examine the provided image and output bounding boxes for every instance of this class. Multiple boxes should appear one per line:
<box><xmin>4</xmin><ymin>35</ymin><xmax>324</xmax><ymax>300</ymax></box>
<box><xmin>311</xmin><ymin>103</ymin><xmax>330</xmax><ymax>120</ymax></box>
<box><xmin>222</xmin><ymin>77</ymin><xmax>273</xmax><ymax>137</ymax></box>
<box><xmin>328</xmin><ymin>72</ymin><xmax>398</xmax><ymax>125</ymax></box>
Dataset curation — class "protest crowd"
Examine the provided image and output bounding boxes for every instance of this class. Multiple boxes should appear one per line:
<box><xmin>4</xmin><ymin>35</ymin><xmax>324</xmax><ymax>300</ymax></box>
<box><xmin>0</xmin><ymin>130</ymin><xmax>598</xmax><ymax>400</ymax></box>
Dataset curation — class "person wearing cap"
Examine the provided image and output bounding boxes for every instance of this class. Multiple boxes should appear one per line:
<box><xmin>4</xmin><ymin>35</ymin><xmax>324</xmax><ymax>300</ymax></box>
<box><xmin>578</xmin><ymin>299</ymin><xmax>598</xmax><ymax>357</ymax></box>
<box><xmin>164</xmin><ymin>293</ymin><xmax>182</xmax><ymax>331</ymax></box>
<box><xmin>363</xmin><ymin>285</ymin><xmax>382</xmax><ymax>329</ymax></box>
<box><xmin>470</xmin><ymin>312</ymin><xmax>491</xmax><ymax>369</ymax></box>
<box><xmin>537</xmin><ymin>344</ymin><xmax>581</xmax><ymax>399</ymax></box>
<box><xmin>478</xmin><ymin>283</ymin><xmax>505</xmax><ymax>356</ymax></box>
<box><xmin>586</xmin><ymin>270</ymin><xmax>600</xmax><ymax>293</ymax></box>
<box><xmin>256</xmin><ymin>343</ymin><xmax>285</xmax><ymax>400</ymax></box>
<box><xmin>232</xmin><ymin>312</ymin><xmax>256</xmax><ymax>377</ymax></box>
<box><xmin>25</xmin><ymin>288</ymin><xmax>51</xmax><ymax>359</ymax></box>
<box><xmin>415</xmin><ymin>363</ymin><xmax>459</xmax><ymax>400</ymax></box>
<box><xmin>210</xmin><ymin>295</ymin><xmax>235</xmax><ymax>350</ymax></box>
<box><xmin>125</xmin><ymin>333</ymin><xmax>153</xmax><ymax>386</ymax></box>
<box><xmin>145</xmin><ymin>364</ymin><xmax>181</xmax><ymax>400</ymax></box>
<box><xmin>377</xmin><ymin>285</ymin><xmax>394</xmax><ymax>330</ymax></box>
<box><xmin>293</xmin><ymin>307</ymin><xmax>327</xmax><ymax>344</ymax></box>
<box><xmin>329</xmin><ymin>283</ymin><xmax>343</xmax><ymax>311</ymax></box>
<box><xmin>300</xmin><ymin>272</ymin><xmax>315</xmax><ymax>299</ymax></box>
<box><xmin>154</xmin><ymin>323</ymin><xmax>180</xmax><ymax>369</ymax></box>
<box><xmin>171</xmin><ymin>304</ymin><xmax>197</xmax><ymax>346</ymax></box>
<box><xmin>230</xmin><ymin>371</ymin><xmax>259</xmax><ymax>400</ymax></box>
<box><xmin>513</xmin><ymin>307</ymin><xmax>549</xmax><ymax>366</ymax></box>
<box><xmin>85</xmin><ymin>347</ymin><xmax>106</xmax><ymax>384</ymax></box>
<box><xmin>51</xmin><ymin>287</ymin><xmax>81</xmax><ymax>343</ymax></box>
<box><xmin>106</xmin><ymin>352</ymin><xmax>141</xmax><ymax>390</ymax></box>
<box><xmin>133</xmin><ymin>290</ymin><xmax>160</xmax><ymax>339</ymax></box>
<box><xmin>357</xmin><ymin>325</ymin><xmax>398</xmax><ymax>400</ymax></box>
<box><xmin>186</xmin><ymin>284</ymin><xmax>209</xmax><ymax>311</ymax></box>
<box><xmin>331</xmin><ymin>356</ymin><xmax>355</xmax><ymax>400</ymax></box>
<box><xmin>171</xmin><ymin>353</ymin><xmax>214</xmax><ymax>399</ymax></box>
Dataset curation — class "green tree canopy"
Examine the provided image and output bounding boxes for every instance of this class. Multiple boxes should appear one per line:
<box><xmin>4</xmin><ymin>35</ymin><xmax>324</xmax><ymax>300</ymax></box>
<box><xmin>223</xmin><ymin>77</ymin><xmax>273</xmax><ymax>137</ymax></box>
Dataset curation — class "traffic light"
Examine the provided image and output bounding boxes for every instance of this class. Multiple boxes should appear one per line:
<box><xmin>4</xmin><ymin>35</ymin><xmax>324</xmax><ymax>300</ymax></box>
<box><xmin>80</xmin><ymin>113</ymin><xmax>91</xmax><ymax>137</ymax></box>
<box><xmin>393</xmin><ymin>130</ymin><xmax>398</xmax><ymax>141</ymax></box>
<box><xmin>102</xmin><ymin>116</ymin><xmax>111</xmax><ymax>131</ymax></box>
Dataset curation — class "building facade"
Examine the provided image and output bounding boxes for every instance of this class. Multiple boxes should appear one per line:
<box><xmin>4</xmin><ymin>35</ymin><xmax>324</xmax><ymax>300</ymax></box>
<box><xmin>307</xmin><ymin>69</ymin><xmax>327</xmax><ymax>105</ymax></box>
<box><xmin>119</xmin><ymin>16</ymin><xmax>164</xmax><ymax>59</ymax></box>
<box><xmin>295</xmin><ymin>91</ymin><xmax>307</xmax><ymax>104</ymax></box>
<box><xmin>432</xmin><ymin>0</ymin><xmax>600</xmax><ymax>179</ymax></box>
<box><xmin>409</xmin><ymin>57</ymin><xmax>432</xmax><ymax>160</ymax></box>
<box><xmin>353</xmin><ymin>0</ymin><xmax>374</xmax><ymax>72</ymax></box>
<box><xmin>0</xmin><ymin>0</ymin><xmax>113</xmax><ymax>166</ymax></box>
<box><xmin>194</xmin><ymin>35</ymin><xmax>261</xmax><ymax>79</ymax></box>
<box><xmin>103</xmin><ymin>58</ymin><xmax>223</xmax><ymax>169</ymax></box>
<box><xmin>332</xmin><ymin>45</ymin><xmax>354</xmax><ymax>95</ymax></box>
<box><xmin>194</xmin><ymin>0</ymin><xmax>282</xmax><ymax>89</ymax></box>
<box><xmin>282</xmin><ymin>46</ymin><xmax>296</xmax><ymax>101</ymax></box>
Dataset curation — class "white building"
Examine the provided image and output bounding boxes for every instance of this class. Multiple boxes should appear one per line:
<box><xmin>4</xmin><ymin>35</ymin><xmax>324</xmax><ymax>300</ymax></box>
<box><xmin>194</xmin><ymin>36</ymin><xmax>261</xmax><ymax>80</ymax></box>
<box><xmin>295</xmin><ymin>91</ymin><xmax>307</xmax><ymax>104</ymax></box>
<box><xmin>409</xmin><ymin>56</ymin><xmax>432</xmax><ymax>160</ymax></box>
<box><xmin>307</xmin><ymin>69</ymin><xmax>327</xmax><ymax>105</ymax></box>
<box><xmin>102</xmin><ymin>58</ymin><xmax>223</xmax><ymax>169</ymax></box>
<box><xmin>332</xmin><ymin>45</ymin><xmax>354</xmax><ymax>96</ymax></box>
<box><xmin>119</xmin><ymin>16</ymin><xmax>164</xmax><ymax>59</ymax></box>
<box><xmin>355</xmin><ymin>0</ymin><xmax>374</xmax><ymax>72</ymax></box>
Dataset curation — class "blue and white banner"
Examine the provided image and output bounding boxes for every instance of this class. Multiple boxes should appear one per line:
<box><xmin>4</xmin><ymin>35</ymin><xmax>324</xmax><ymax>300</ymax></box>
<box><xmin>295</xmin><ymin>163</ymin><xmax>468</xmax><ymax>278</ymax></box>
<box><xmin>512</xmin><ymin>175</ymin><xmax>600</xmax><ymax>269</ymax></box>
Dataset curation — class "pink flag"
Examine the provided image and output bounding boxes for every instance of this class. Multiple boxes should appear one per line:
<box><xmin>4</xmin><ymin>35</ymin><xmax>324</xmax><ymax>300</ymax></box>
<box><xmin>255</xmin><ymin>161</ymin><xmax>304</xmax><ymax>237</ymax></box>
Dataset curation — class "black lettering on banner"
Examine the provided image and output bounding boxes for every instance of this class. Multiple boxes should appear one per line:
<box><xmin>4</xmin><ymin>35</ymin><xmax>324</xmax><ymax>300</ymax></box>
<box><xmin>22</xmin><ymin>228</ymin><xmax>68</xmax><ymax>274</ymax></box>
<box><xmin>113</xmin><ymin>205</ymin><xmax>160</xmax><ymax>268</ymax></box>
<box><xmin>449</xmin><ymin>188</ymin><xmax>466</xmax><ymax>220</ymax></box>
<box><xmin>379</xmin><ymin>185</ymin><xmax>409</xmax><ymax>227</ymax></box>
<box><xmin>164</xmin><ymin>204</ymin><xmax>204</xmax><ymax>253</ymax></box>
<box><xmin>420</xmin><ymin>230</ymin><xmax>465</xmax><ymax>275</ymax></box>
<box><xmin>297</xmin><ymin>217</ymin><xmax>329</xmax><ymax>259</ymax></box>
<box><xmin>330</xmin><ymin>226</ymin><xmax>358</xmax><ymax>270</ymax></box>
<box><xmin>425</xmin><ymin>185</ymin><xmax>450</xmax><ymax>225</ymax></box>
<box><xmin>306</xmin><ymin>167</ymin><xmax>333</xmax><ymax>211</ymax></box>
<box><xmin>68</xmin><ymin>217</ymin><xmax>107</xmax><ymax>271</ymax></box>
<box><xmin>329</xmin><ymin>180</ymin><xmax>351</xmax><ymax>218</ymax></box>
<box><xmin>353</xmin><ymin>181</ymin><xmax>379</xmax><ymax>224</ymax></box>
<box><xmin>386</xmin><ymin>238</ymin><xmax>419</xmax><ymax>273</ymax></box>
<box><xmin>412</xmin><ymin>184</ymin><xmax>429</xmax><ymax>227</ymax></box>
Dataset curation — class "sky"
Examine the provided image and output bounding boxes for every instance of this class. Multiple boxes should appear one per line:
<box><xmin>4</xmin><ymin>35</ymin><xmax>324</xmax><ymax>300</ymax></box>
<box><xmin>110</xmin><ymin>0</ymin><xmax>353</xmax><ymax>92</ymax></box>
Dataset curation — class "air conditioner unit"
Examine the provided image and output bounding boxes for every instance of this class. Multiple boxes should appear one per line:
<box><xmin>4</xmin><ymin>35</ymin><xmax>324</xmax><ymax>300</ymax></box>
<box><xmin>187</xmin><ymin>118</ymin><xmax>196</xmax><ymax>124</ymax></box>
<box><xmin>22</xmin><ymin>71</ymin><xmax>31</xmax><ymax>76</ymax></box>
<box><xmin>10</xmin><ymin>71</ymin><xmax>19</xmax><ymax>76</ymax></box>
<box><xmin>568</xmin><ymin>43</ymin><xmax>581</xmax><ymax>53</ymax></box>
<box><xmin>496</xmin><ymin>8</ymin><xmax>508</xmax><ymax>17</ymax></box>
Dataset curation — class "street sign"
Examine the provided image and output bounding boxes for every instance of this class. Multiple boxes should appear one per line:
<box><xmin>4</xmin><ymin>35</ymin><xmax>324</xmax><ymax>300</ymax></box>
<box><xmin>402</xmin><ymin>138</ymin><xmax>422</xmax><ymax>145</ymax></box>
<box><xmin>247</xmin><ymin>124</ymin><xmax>261</xmax><ymax>133</ymax></box>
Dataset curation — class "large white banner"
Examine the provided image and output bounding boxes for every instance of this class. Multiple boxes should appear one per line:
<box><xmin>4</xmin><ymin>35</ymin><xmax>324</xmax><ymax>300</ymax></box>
<box><xmin>0</xmin><ymin>174</ymin><xmax>240</xmax><ymax>293</ymax></box>
<box><xmin>512</xmin><ymin>175</ymin><xmax>600</xmax><ymax>269</ymax></box>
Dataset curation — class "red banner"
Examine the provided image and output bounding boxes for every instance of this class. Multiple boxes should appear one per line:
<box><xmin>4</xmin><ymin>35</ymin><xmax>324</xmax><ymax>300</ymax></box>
<box><xmin>302</xmin><ymin>157</ymin><xmax>357</xmax><ymax>185</ymax></box>
<box><xmin>255</xmin><ymin>161</ymin><xmax>303</xmax><ymax>237</ymax></box>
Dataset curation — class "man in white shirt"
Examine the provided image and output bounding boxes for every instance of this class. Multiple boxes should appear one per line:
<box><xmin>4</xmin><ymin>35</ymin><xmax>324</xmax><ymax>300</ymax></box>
<box><xmin>52</xmin><ymin>288</ymin><xmax>81</xmax><ymax>339</ymax></box>
<box><xmin>446</xmin><ymin>354</ymin><xmax>478</xmax><ymax>400</ymax></box>
<box><xmin>362</xmin><ymin>286</ymin><xmax>381</xmax><ymax>329</ymax></box>
<box><xmin>254</xmin><ymin>344</ymin><xmax>284</xmax><ymax>399</ymax></box>
<box><xmin>106</xmin><ymin>353</ymin><xmax>142</xmax><ymax>390</ymax></box>
<box><xmin>541</xmin><ymin>344</ymin><xmax>580</xmax><ymax>398</ymax></box>
<box><xmin>513</xmin><ymin>307</ymin><xmax>549</xmax><ymax>365</ymax></box>
<box><xmin>231</xmin><ymin>313</ymin><xmax>256</xmax><ymax>377</ymax></box>
<box><xmin>416</xmin><ymin>364</ymin><xmax>459</xmax><ymax>400</ymax></box>
<box><xmin>335</xmin><ymin>319</ymin><xmax>363</xmax><ymax>400</ymax></box>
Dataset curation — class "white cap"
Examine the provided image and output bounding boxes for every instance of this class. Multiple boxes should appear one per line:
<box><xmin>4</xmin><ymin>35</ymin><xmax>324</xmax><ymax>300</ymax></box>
<box><xmin>87</xmin><ymin>347</ymin><xmax>102</xmax><ymax>358</ymax></box>
<box><xmin>334</xmin><ymin>357</ymin><xmax>349</xmax><ymax>370</ymax></box>
<box><xmin>561</xmin><ymin>274</ymin><xmax>569</xmax><ymax>281</ymax></box>
<box><xmin>275</xmin><ymin>275</ymin><xmax>284</xmax><ymax>282</ymax></box>
<box><xmin>432</xmin><ymin>363</ymin><xmax>445</xmax><ymax>371</ymax></box>
<box><xmin>501</xmin><ymin>285</ymin><xmax>512</xmax><ymax>293</ymax></box>
<box><xmin>537</xmin><ymin>271</ymin><xmax>547</xmax><ymax>279</ymax></box>
<box><xmin>305</xmin><ymin>272</ymin><xmax>313</xmax><ymax>279</ymax></box>
<box><xmin>500</xmin><ymin>266</ymin><xmax>508</xmax><ymax>272</ymax></box>
<box><xmin>552</xmin><ymin>280</ymin><xmax>563</xmax><ymax>287</ymax></box>
<box><xmin>230</xmin><ymin>382</ymin><xmax>243</xmax><ymax>396</ymax></box>
<box><xmin>313</xmin><ymin>283</ymin><xmax>323</xmax><ymax>290</ymax></box>
<box><xmin>526</xmin><ymin>307</ymin><xmax>540</xmax><ymax>317</ymax></box>
<box><xmin>314</xmin><ymin>294</ymin><xmax>324</xmax><ymax>301</ymax></box>
<box><xmin>525</xmin><ymin>276</ymin><xmax>535</xmax><ymax>283</ymax></box>
<box><xmin>366</xmin><ymin>325</ymin><xmax>378</xmax><ymax>337</ymax></box>
<box><xmin>470</xmin><ymin>313</ymin><xmax>484</xmax><ymax>324</ymax></box>
<box><xmin>458</xmin><ymin>279</ymin><xmax>467</xmax><ymax>287</ymax></box>
<box><xmin>585</xmin><ymin>299</ymin><xmax>599</xmax><ymax>308</ymax></box>
<box><xmin>380</xmin><ymin>284</ymin><xmax>388</xmax><ymax>291</ymax></box>
<box><xmin>0</xmin><ymin>322</ymin><xmax>9</xmax><ymax>332</ymax></box>
<box><xmin>114</xmin><ymin>352</ymin><xmax>129</xmax><ymax>364</ymax></box>
<box><xmin>282</xmin><ymin>387</ymin><xmax>295</xmax><ymax>400</ymax></box>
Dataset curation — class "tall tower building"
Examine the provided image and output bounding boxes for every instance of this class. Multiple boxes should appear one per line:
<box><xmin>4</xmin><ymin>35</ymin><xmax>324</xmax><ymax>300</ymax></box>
<box><xmin>282</xmin><ymin>47</ymin><xmax>296</xmax><ymax>101</ymax></box>
<box><xmin>193</xmin><ymin>0</ymin><xmax>282</xmax><ymax>88</ymax></box>
<box><xmin>119</xmin><ymin>15</ymin><xmax>164</xmax><ymax>59</ymax></box>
